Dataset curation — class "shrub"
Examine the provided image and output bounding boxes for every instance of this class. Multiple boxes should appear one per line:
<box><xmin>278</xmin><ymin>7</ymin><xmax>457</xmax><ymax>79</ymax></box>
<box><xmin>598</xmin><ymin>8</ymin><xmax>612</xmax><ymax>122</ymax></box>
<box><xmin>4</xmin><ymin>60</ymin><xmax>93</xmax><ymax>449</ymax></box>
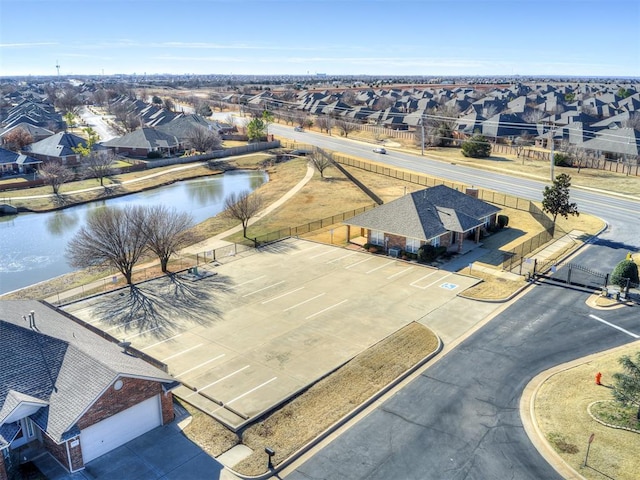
<box><xmin>363</xmin><ymin>243</ymin><xmax>371</xmax><ymax>250</ymax></box>
<box><xmin>497</xmin><ymin>215</ymin><xmax>509</xmax><ymax>228</ymax></box>
<box><xmin>553</xmin><ymin>152</ymin><xmax>572</xmax><ymax>167</ymax></box>
<box><xmin>461</xmin><ymin>134</ymin><xmax>491</xmax><ymax>158</ymax></box>
<box><xmin>418</xmin><ymin>245</ymin><xmax>447</xmax><ymax>262</ymax></box>
<box><xmin>610</xmin><ymin>259</ymin><xmax>639</xmax><ymax>287</ymax></box>
<box><xmin>147</xmin><ymin>151</ymin><xmax>163</xmax><ymax>159</ymax></box>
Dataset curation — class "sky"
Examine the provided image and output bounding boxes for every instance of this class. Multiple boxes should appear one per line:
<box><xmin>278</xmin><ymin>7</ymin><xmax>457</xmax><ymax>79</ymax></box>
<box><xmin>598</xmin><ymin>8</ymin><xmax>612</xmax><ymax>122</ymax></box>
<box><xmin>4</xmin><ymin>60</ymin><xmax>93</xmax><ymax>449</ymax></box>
<box><xmin>1</xmin><ymin>0</ymin><xmax>639</xmax><ymax>78</ymax></box>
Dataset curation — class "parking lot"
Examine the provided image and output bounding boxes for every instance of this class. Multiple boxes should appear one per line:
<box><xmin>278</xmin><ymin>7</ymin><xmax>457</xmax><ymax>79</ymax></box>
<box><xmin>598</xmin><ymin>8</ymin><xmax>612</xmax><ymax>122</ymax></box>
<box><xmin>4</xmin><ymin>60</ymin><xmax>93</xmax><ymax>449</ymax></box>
<box><xmin>64</xmin><ymin>238</ymin><xmax>480</xmax><ymax>430</ymax></box>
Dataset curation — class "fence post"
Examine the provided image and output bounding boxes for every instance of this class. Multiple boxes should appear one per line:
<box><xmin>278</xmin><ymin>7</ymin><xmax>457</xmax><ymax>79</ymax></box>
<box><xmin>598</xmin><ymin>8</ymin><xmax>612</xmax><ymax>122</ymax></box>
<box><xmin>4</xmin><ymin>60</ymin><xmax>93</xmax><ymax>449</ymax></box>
<box><xmin>533</xmin><ymin>258</ymin><xmax>538</xmax><ymax>276</ymax></box>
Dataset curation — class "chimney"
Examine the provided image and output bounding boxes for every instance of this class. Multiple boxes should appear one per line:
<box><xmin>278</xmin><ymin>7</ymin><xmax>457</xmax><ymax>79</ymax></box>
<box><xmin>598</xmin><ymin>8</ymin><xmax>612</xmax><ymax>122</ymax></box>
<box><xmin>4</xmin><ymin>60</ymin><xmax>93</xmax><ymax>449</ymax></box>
<box><xmin>465</xmin><ymin>188</ymin><xmax>479</xmax><ymax>199</ymax></box>
<box><xmin>30</xmin><ymin>310</ymin><xmax>36</xmax><ymax>329</ymax></box>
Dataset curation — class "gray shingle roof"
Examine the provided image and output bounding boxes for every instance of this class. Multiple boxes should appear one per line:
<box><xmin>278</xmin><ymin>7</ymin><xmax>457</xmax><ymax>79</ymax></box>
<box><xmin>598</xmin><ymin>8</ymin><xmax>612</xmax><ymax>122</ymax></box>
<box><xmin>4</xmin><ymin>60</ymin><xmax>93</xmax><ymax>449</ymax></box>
<box><xmin>0</xmin><ymin>147</ymin><xmax>40</xmax><ymax>166</ymax></box>
<box><xmin>102</xmin><ymin>127</ymin><xmax>179</xmax><ymax>150</ymax></box>
<box><xmin>344</xmin><ymin>185</ymin><xmax>500</xmax><ymax>241</ymax></box>
<box><xmin>27</xmin><ymin>132</ymin><xmax>90</xmax><ymax>158</ymax></box>
<box><xmin>0</xmin><ymin>300</ymin><xmax>176</xmax><ymax>445</ymax></box>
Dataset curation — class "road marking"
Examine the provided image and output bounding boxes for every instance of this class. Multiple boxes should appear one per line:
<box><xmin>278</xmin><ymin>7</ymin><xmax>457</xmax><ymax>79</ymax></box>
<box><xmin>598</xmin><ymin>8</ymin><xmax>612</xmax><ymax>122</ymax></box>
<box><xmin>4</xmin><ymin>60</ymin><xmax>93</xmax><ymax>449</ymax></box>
<box><xmin>306</xmin><ymin>299</ymin><xmax>348</xmax><ymax>319</ymax></box>
<box><xmin>310</xmin><ymin>249</ymin><xmax>334</xmax><ymax>259</ymax></box>
<box><xmin>440</xmin><ymin>282</ymin><xmax>458</xmax><ymax>290</ymax></box>
<box><xmin>345</xmin><ymin>257</ymin><xmax>373</xmax><ymax>269</ymax></box>
<box><xmin>162</xmin><ymin>344</ymin><xmax>203</xmax><ymax>361</ymax></box>
<box><xmin>175</xmin><ymin>354</ymin><xmax>226</xmax><ymax>377</ymax></box>
<box><xmin>284</xmin><ymin>292</ymin><xmax>326</xmax><ymax>311</ymax></box>
<box><xmin>291</xmin><ymin>244</ymin><xmax>322</xmax><ymax>255</ymax></box>
<box><xmin>388</xmin><ymin>267</ymin><xmax>414</xmax><ymax>279</ymax></box>
<box><xmin>409</xmin><ymin>270</ymin><xmax>439</xmax><ymax>287</ymax></box>
<box><xmin>242</xmin><ymin>280</ymin><xmax>285</xmax><ymax>297</ymax></box>
<box><xmin>412</xmin><ymin>272</ymin><xmax>454</xmax><ymax>290</ymax></box>
<box><xmin>141</xmin><ymin>333</ymin><xmax>183</xmax><ymax>351</ymax></box>
<box><xmin>326</xmin><ymin>252</ymin><xmax>358</xmax><ymax>264</ymax></box>
<box><xmin>226</xmin><ymin>377</ymin><xmax>278</xmax><ymax>405</ymax></box>
<box><xmin>125</xmin><ymin>326</ymin><xmax>161</xmax><ymax>339</ymax></box>
<box><xmin>229</xmin><ymin>275</ymin><xmax>266</xmax><ymax>289</ymax></box>
<box><xmin>194</xmin><ymin>365</ymin><xmax>251</xmax><ymax>394</ymax></box>
<box><xmin>589</xmin><ymin>314</ymin><xmax>639</xmax><ymax>338</ymax></box>
<box><xmin>366</xmin><ymin>260</ymin><xmax>396</xmax><ymax>274</ymax></box>
<box><xmin>262</xmin><ymin>287</ymin><xmax>305</xmax><ymax>304</ymax></box>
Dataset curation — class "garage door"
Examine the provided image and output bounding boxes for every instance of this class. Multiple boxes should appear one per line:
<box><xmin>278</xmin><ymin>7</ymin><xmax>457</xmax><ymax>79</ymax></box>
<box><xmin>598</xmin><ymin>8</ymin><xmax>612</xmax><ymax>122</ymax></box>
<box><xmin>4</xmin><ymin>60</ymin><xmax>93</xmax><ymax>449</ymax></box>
<box><xmin>81</xmin><ymin>394</ymin><xmax>161</xmax><ymax>463</ymax></box>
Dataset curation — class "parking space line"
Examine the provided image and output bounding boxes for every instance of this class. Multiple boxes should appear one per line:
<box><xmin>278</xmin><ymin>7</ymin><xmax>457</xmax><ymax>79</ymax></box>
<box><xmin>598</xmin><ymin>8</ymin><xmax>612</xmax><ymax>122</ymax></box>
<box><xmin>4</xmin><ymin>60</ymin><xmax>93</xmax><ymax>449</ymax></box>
<box><xmin>194</xmin><ymin>365</ymin><xmax>251</xmax><ymax>394</ymax></box>
<box><xmin>326</xmin><ymin>252</ymin><xmax>358</xmax><ymax>264</ymax></box>
<box><xmin>105</xmin><ymin>319</ymin><xmax>135</xmax><ymax>332</ymax></box>
<box><xmin>387</xmin><ymin>267</ymin><xmax>414</xmax><ymax>279</ymax></box>
<box><xmin>416</xmin><ymin>272</ymin><xmax>454</xmax><ymax>290</ymax></box>
<box><xmin>366</xmin><ymin>260</ymin><xmax>396</xmax><ymax>274</ymax></box>
<box><xmin>141</xmin><ymin>333</ymin><xmax>183</xmax><ymax>351</ymax></box>
<box><xmin>310</xmin><ymin>249</ymin><xmax>334</xmax><ymax>259</ymax></box>
<box><xmin>176</xmin><ymin>354</ymin><xmax>226</xmax><ymax>377</ymax></box>
<box><xmin>589</xmin><ymin>314</ymin><xmax>639</xmax><ymax>338</ymax></box>
<box><xmin>162</xmin><ymin>344</ymin><xmax>204</xmax><ymax>362</ymax></box>
<box><xmin>291</xmin><ymin>244</ymin><xmax>322</xmax><ymax>255</ymax></box>
<box><xmin>125</xmin><ymin>326</ymin><xmax>161</xmax><ymax>340</ymax></box>
<box><xmin>284</xmin><ymin>292</ymin><xmax>326</xmax><ymax>311</ymax></box>
<box><xmin>409</xmin><ymin>271</ymin><xmax>439</xmax><ymax>287</ymax></box>
<box><xmin>230</xmin><ymin>275</ymin><xmax>266</xmax><ymax>289</ymax></box>
<box><xmin>262</xmin><ymin>287</ymin><xmax>305</xmax><ymax>304</ymax></box>
<box><xmin>243</xmin><ymin>280</ymin><xmax>285</xmax><ymax>297</ymax></box>
<box><xmin>226</xmin><ymin>377</ymin><xmax>278</xmax><ymax>405</ymax></box>
<box><xmin>345</xmin><ymin>257</ymin><xmax>374</xmax><ymax>269</ymax></box>
<box><xmin>306</xmin><ymin>299</ymin><xmax>348</xmax><ymax>319</ymax></box>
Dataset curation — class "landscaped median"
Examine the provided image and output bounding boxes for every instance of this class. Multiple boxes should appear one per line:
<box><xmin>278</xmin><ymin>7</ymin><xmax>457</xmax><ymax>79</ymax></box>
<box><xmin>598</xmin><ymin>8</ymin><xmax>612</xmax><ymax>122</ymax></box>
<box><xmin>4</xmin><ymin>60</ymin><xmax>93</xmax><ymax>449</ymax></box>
<box><xmin>526</xmin><ymin>342</ymin><xmax>640</xmax><ymax>480</ymax></box>
<box><xmin>178</xmin><ymin>322</ymin><xmax>440</xmax><ymax>477</ymax></box>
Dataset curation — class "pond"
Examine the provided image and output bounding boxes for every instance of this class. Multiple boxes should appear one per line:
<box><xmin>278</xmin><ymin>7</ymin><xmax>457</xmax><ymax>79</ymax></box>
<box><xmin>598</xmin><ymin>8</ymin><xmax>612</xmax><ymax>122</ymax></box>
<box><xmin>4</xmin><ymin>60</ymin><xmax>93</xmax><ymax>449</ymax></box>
<box><xmin>0</xmin><ymin>170</ymin><xmax>267</xmax><ymax>295</ymax></box>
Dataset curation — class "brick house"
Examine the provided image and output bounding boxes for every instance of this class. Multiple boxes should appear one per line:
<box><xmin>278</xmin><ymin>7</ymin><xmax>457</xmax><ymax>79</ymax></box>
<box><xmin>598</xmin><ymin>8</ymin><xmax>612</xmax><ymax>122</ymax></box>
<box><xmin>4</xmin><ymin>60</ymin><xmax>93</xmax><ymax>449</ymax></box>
<box><xmin>344</xmin><ymin>185</ymin><xmax>500</xmax><ymax>255</ymax></box>
<box><xmin>25</xmin><ymin>132</ymin><xmax>105</xmax><ymax>166</ymax></box>
<box><xmin>0</xmin><ymin>300</ymin><xmax>179</xmax><ymax>478</ymax></box>
<box><xmin>102</xmin><ymin>127</ymin><xmax>180</xmax><ymax>157</ymax></box>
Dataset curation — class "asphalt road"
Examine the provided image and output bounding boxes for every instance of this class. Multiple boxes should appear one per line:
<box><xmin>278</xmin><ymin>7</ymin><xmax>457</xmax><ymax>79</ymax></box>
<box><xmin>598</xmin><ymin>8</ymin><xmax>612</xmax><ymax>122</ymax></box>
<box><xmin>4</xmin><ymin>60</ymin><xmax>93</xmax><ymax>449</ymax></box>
<box><xmin>285</xmin><ymin>282</ymin><xmax>638</xmax><ymax>480</ymax></box>
<box><xmin>273</xmin><ymin>125</ymin><xmax>640</xmax><ymax>479</ymax></box>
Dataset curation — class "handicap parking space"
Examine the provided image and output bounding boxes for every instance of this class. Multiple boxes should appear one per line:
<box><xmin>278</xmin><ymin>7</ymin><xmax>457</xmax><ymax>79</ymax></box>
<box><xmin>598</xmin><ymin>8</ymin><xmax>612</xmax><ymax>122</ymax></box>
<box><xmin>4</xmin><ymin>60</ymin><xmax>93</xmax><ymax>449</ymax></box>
<box><xmin>65</xmin><ymin>238</ymin><xmax>480</xmax><ymax>430</ymax></box>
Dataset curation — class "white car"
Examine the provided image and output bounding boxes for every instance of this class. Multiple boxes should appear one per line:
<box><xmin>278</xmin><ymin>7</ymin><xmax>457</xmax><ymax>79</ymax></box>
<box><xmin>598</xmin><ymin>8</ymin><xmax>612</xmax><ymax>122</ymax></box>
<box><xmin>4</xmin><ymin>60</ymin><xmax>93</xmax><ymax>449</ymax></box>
<box><xmin>373</xmin><ymin>147</ymin><xmax>386</xmax><ymax>154</ymax></box>
<box><xmin>294</xmin><ymin>126</ymin><xmax>304</xmax><ymax>132</ymax></box>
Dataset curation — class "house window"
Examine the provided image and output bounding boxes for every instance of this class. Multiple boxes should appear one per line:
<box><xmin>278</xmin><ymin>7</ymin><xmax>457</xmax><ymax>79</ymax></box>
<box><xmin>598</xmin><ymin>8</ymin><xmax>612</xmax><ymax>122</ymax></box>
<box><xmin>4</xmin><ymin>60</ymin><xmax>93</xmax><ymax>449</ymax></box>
<box><xmin>431</xmin><ymin>236</ymin><xmax>440</xmax><ymax>247</ymax></box>
<box><xmin>26</xmin><ymin>418</ymin><xmax>34</xmax><ymax>438</ymax></box>
<box><xmin>405</xmin><ymin>237</ymin><xmax>420</xmax><ymax>253</ymax></box>
<box><xmin>484</xmin><ymin>216</ymin><xmax>491</xmax><ymax>228</ymax></box>
<box><xmin>370</xmin><ymin>230</ymin><xmax>384</xmax><ymax>246</ymax></box>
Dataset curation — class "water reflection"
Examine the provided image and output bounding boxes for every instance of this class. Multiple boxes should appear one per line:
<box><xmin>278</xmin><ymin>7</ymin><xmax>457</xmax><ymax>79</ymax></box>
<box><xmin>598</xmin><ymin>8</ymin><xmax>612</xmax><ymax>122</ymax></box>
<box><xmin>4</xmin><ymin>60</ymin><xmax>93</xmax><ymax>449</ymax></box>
<box><xmin>185</xmin><ymin>177</ymin><xmax>226</xmax><ymax>204</ymax></box>
<box><xmin>45</xmin><ymin>210</ymin><xmax>80</xmax><ymax>236</ymax></box>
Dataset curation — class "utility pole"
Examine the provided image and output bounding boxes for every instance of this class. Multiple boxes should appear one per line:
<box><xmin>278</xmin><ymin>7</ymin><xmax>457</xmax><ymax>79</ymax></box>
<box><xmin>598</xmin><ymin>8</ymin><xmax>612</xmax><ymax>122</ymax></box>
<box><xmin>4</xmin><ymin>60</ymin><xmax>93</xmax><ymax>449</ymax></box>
<box><xmin>421</xmin><ymin>116</ymin><xmax>425</xmax><ymax>156</ymax></box>
<box><xmin>548</xmin><ymin>124</ymin><xmax>555</xmax><ymax>182</ymax></box>
<box><xmin>56</xmin><ymin>60</ymin><xmax>60</xmax><ymax>77</ymax></box>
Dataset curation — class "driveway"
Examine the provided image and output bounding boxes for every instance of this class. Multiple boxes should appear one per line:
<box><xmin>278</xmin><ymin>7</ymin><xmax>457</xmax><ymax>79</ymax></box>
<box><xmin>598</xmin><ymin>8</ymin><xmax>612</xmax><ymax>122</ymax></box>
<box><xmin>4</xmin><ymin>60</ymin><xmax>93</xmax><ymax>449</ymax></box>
<box><xmin>33</xmin><ymin>404</ymin><xmax>236</xmax><ymax>480</ymax></box>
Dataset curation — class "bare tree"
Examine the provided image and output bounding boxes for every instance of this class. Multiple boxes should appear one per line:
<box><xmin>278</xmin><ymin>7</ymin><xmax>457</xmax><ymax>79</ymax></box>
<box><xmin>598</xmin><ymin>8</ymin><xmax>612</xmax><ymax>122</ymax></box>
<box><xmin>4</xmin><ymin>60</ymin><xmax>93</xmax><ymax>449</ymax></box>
<box><xmin>66</xmin><ymin>206</ymin><xmax>148</xmax><ymax>285</ymax></box>
<box><xmin>163</xmin><ymin>98</ymin><xmax>176</xmax><ymax>112</ymax></box>
<box><xmin>143</xmin><ymin>205</ymin><xmax>194</xmax><ymax>273</ymax></box>
<box><xmin>81</xmin><ymin>150</ymin><xmax>118</xmax><ymax>186</ymax></box>
<box><xmin>522</xmin><ymin>108</ymin><xmax>545</xmax><ymax>124</ymax></box>
<box><xmin>417</xmin><ymin>106</ymin><xmax>459</xmax><ymax>148</ymax></box>
<box><xmin>39</xmin><ymin>161</ymin><xmax>75</xmax><ymax>194</ymax></box>
<box><xmin>2</xmin><ymin>128</ymin><xmax>33</xmax><ymax>151</ymax></box>
<box><xmin>513</xmin><ymin>132</ymin><xmax>535</xmax><ymax>162</ymax></box>
<box><xmin>222</xmin><ymin>190</ymin><xmax>263</xmax><ymax>238</ymax></box>
<box><xmin>309</xmin><ymin>151</ymin><xmax>334</xmax><ymax>178</ymax></box>
<box><xmin>624</xmin><ymin>112</ymin><xmax>640</xmax><ymax>130</ymax></box>
<box><xmin>316</xmin><ymin>116</ymin><xmax>334</xmax><ymax>134</ymax></box>
<box><xmin>187</xmin><ymin>126</ymin><xmax>222</xmax><ymax>152</ymax></box>
<box><xmin>373</xmin><ymin>97</ymin><xmax>394</xmax><ymax>111</ymax></box>
<box><xmin>334</xmin><ymin>119</ymin><xmax>358</xmax><ymax>138</ymax></box>
<box><xmin>55</xmin><ymin>87</ymin><xmax>82</xmax><ymax>114</ymax></box>
<box><xmin>482</xmin><ymin>104</ymin><xmax>498</xmax><ymax>118</ymax></box>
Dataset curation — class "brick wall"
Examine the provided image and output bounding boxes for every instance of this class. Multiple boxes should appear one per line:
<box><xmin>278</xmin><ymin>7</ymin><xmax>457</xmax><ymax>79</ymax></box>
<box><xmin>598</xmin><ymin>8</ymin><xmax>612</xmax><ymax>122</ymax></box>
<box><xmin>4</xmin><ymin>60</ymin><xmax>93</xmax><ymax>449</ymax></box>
<box><xmin>67</xmin><ymin>439</ymin><xmax>83</xmax><ymax>471</ymax></box>
<box><xmin>77</xmin><ymin>378</ymin><xmax>168</xmax><ymax>430</ymax></box>
<box><xmin>0</xmin><ymin>450</ymin><xmax>8</xmax><ymax>480</ymax></box>
<box><xmin>42</xmin><ymin>433</ymin><xmax>69</xmax><ymax>470</ymax></box>
<box><xmin>161</xmin><ymin>391</ymin><xmax>174</xmax><ymax>424</ymax></box>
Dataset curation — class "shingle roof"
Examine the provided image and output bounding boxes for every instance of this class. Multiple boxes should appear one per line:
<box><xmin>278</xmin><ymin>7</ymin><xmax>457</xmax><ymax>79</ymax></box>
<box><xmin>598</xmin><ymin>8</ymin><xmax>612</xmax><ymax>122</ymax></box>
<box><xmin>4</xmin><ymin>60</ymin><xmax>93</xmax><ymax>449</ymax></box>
<box><xmin>102</xmin><ymin>127</ymin><xmax>179</xmax><ymax>150</ymax></box>
<box><xmin>344</xmin><ymin>185</ymin><xmax>500</xmax><ymax>241</ymax></box>
<box><xmin>27</xmin><ymin>132</ymin><xmax>90</xmax><ymax>158</ymax></box>
<box><xmin>0</xmin><ymin>300</ymin><xmax>176</xmax><ymax>444</ymax></box>
<box><xmin>0</xmin><ymin>147</ymin><xmax>41</xmax><ymax>166</ymax></box>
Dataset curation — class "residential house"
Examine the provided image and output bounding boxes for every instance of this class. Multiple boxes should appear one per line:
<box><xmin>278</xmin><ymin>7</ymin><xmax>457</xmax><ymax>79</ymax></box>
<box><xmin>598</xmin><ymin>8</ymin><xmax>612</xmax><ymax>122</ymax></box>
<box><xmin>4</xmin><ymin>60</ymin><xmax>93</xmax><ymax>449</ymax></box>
<box><xmin>343</xmin><ymin>185</ymin><xmax>500</xmax><ymax>255</ymax></box>
<box><xmin>0</xmin><ymin>123</ymin><xmax>54</xmax><ymax>146</ymax></box>
<box><xmin>0</xmin><ymin>300</ymin><xmax>178</xmax><ymax>478</ymax></box>
<box><xmin>26</xmin><ymin>132</ymin><xmax>103</xmax><ymax>166</ymax></box>
<box><xmin>0</xmin><ymin>147</ymin><xmax>41</xmax><ymax>176</ymax></box>
<box><xmin>102</xmin><ymin>127</ymin><xmax>180</xmax><ymax>157</ymax></box>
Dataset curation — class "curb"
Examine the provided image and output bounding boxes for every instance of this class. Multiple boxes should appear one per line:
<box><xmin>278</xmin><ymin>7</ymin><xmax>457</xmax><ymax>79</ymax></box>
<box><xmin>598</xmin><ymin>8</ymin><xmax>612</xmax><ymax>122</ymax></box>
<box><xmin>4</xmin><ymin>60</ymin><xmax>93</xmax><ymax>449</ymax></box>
<box><xmin>226</xmin><ymin>334</ymin><xmax>444</xmax><ymax>479</ymax></box>
<box><xmin>587</xmin><ymin>401</ymin><xmax>640</xmax><ymax>434</ymax></box>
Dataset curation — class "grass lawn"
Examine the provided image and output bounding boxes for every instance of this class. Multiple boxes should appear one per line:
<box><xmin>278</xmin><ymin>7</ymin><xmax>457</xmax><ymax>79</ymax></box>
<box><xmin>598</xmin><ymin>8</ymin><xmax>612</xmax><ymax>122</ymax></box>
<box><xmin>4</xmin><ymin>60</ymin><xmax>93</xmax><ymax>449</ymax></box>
<box><xmin>535</xmin><ymin>342</ymin><xmax>640</xmax><ymax>480</ymax></box>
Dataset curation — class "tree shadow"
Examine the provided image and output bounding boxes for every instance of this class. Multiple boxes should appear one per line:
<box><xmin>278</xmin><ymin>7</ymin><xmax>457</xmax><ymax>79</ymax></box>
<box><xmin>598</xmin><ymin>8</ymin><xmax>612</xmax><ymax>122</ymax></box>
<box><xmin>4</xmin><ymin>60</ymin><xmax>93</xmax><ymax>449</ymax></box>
<box><xmin>92</xmin><ymin>272</ymin><xmax>232</xmax><ymax>339</ymax></box>
<box><xmin>592</xmin><ymin>238</ymin><xmax>639</xmax><ymax>251</ymax></box>
<box><xmin>52</xmin><ymin>194</ymin><xmax>72</xmax><ymax>208</ymax></box>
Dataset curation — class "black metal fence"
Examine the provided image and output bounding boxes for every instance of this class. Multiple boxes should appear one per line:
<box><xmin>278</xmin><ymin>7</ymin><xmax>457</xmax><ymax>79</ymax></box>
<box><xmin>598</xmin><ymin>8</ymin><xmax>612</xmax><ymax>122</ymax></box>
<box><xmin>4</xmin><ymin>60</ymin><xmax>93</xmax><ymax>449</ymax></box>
<box><xmin>533</xmin><ymin>260</ymin><xmax>610</xmax><ymax>290</ymax></box>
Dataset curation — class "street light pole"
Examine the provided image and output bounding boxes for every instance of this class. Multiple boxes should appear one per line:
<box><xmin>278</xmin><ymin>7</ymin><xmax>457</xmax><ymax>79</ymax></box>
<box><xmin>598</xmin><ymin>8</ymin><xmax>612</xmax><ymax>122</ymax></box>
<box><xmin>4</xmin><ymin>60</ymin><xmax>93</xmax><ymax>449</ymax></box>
<box><xmin>421</xmin><ymin>117</ymin><xmax>425</xmax><ymax>156</ymax></box>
